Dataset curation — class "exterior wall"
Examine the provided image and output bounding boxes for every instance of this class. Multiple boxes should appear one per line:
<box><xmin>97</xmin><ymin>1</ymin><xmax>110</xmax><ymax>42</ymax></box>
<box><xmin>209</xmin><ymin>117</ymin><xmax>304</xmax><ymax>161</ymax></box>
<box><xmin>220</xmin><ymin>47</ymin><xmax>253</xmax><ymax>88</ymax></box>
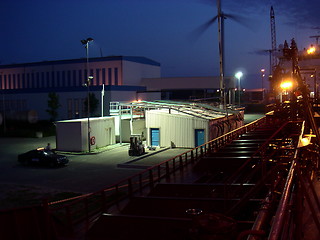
<box><xmin>141</xmin><ymin>76</ymin><xmax>236</xmax><ymax>91</ymax></box>
<box><xmin>56</xmin><ymin>117</ymin><xmax>115</xmax><ymax>152</ymax></box>
<box><xmin>136</xmin><ymin>91</ymin><xmax>161</xmax><ymax>101</ymax></box>
<box><xmin>122</xmin><ymin>60</ymin><xmax>160</xmax><ymax>86</ymax></box>
<box><xmin>56</xmin><ymin>121</ymin><xmax>83</xmax><ymax>152</ymax></box>
<box><xmin>114</xmin><ymin>116</ymin><xmax>146</xmax><ymax>143</ymax></box>
<box><xmin>145</xmin><ymin>110</ymin><xmax>209</xmax><ymax>148</ymax></box>
<box><xmin>0</xmin><ymin>56</ymin><xmax>160</xmax><ymax>121</ymax></box>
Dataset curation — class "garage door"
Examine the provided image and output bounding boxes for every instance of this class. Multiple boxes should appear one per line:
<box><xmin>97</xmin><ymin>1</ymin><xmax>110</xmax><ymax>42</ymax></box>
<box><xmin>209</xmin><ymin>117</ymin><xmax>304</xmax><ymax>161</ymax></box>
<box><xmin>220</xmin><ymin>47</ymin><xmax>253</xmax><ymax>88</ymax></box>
<box><xmin>150</xmin><ymin>128</ymin><xmax>160</xmax><ymax>146</ymax></box>
<box><xmin>195</xmin><ymin>129</ymin><xmax>205</xmax><ymax>147</ymax></box>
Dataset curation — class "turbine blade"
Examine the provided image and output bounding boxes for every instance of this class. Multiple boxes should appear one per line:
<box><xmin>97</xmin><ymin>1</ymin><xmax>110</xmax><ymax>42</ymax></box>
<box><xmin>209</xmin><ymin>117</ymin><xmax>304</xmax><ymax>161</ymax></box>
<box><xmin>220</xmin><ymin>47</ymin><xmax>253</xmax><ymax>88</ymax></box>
<box><xmin>223</xmin><ymin>13</ymin><xmax>255</xmax><ymax>30</ymax></box>
<box><xmin>188</xmin><ymin>16</ymin><xmax>218</xmax><ymax>42</ymax></box>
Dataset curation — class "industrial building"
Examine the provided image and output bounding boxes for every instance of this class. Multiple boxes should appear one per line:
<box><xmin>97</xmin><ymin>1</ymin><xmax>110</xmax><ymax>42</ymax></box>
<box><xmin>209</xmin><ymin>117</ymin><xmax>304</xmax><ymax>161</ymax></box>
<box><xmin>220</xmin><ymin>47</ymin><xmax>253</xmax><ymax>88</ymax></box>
<box><xmin>56</xmin><ymin>117</ymin><xmax>116</xmax><ymax>152</ymax></box>
<box><xmin>0</xmin><ymin>56</ymin><xmax>161</xmax><ymax>121</ymax></box>
<box><xmin>110</xmin><ymin>101</ymin><xmax>243</xmax><ymax>149</ymax></box>
<box><xmin>141</xmin><ymin>76</ymin><xmax>237</xmax><ymax>103</ymax></box>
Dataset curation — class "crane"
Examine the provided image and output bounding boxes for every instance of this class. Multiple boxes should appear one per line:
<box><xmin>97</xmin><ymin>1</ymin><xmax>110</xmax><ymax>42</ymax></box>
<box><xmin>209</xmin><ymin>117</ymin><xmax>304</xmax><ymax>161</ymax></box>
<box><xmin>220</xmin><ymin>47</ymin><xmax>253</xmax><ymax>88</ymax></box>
<box><xmin>270</xmin><ymin>6</ymin><xmax>277</xmax><ymax>73</ymax></box>
<box><xmin>310</xmin><ymin>35</ymin><xmax>320</xmax><ymax>45</ymax></box>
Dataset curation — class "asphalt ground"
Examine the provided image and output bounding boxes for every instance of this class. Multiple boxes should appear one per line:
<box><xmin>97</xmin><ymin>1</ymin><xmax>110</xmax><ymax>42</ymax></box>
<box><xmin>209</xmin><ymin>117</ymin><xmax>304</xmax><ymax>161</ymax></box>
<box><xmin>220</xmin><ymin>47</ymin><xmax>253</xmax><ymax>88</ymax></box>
<box><xmin>0</xmin><ymin>136</ymin><xmax>190</xmax><ymax>209</ymax></box>
<box><xmin>0</xmin><ymin>113</ymin><xmax>264</xmax><ymax>209</ymax></box>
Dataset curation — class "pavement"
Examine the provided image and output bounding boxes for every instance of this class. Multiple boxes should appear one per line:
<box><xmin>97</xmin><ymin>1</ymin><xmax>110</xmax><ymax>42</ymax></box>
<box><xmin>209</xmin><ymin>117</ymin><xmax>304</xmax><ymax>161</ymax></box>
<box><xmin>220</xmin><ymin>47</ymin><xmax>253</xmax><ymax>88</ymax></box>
<box><xmin>0</xmin><ymin>112</ymin><xmax>265</xmax><ymax>209</ymax></box>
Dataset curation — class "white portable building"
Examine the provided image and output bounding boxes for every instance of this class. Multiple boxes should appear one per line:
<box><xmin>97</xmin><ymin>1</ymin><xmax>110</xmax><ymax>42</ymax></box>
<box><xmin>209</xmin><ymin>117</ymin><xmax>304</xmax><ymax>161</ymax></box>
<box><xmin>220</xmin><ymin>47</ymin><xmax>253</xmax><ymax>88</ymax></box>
<box><xmin>146</xmin><ymin>109</ymin><xmax>243</xmax><ymax>148</ymax></box>
<box><xmin>56</xmin><ymin>117</ymin><xmax>116</xmax><ymax>152</ymax></box>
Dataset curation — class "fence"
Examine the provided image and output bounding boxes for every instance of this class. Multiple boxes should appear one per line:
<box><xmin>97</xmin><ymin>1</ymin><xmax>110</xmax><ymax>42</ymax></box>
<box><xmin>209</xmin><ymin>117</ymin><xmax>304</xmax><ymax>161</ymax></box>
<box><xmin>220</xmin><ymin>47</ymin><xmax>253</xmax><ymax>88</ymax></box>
<box><xmin>47</xmin><ymin>116</ymin><xmax>267</xmax><ymax>238</ymax></box>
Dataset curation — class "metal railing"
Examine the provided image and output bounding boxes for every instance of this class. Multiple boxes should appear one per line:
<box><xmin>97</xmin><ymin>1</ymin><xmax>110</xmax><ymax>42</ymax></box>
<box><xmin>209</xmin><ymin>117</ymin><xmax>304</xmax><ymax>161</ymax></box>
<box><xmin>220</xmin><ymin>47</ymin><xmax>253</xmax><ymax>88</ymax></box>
<box><xmin>47</xmin><ymin>116</ymin><xmax>267</xmax><ymax>237</ymax></box>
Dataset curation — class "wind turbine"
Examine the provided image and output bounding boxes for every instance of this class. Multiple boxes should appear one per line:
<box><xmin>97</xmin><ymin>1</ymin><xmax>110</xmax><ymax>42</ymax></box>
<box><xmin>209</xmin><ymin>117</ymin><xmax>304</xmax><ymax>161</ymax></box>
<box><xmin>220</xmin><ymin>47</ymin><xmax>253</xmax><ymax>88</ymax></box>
<box><xmin>192</xmin><ymin>0</ymin><xmax>248</xmax><ymax>109</ymax></box>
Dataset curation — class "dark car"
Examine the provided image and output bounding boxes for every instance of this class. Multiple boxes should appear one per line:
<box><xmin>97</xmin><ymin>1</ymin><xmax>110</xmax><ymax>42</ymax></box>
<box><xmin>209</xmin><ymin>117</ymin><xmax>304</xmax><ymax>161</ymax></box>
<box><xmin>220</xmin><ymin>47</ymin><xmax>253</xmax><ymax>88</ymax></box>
<box><xmin>18</xmin><ymin>148</ymin><xmax>69</xmax><ymax>167</ymax></box>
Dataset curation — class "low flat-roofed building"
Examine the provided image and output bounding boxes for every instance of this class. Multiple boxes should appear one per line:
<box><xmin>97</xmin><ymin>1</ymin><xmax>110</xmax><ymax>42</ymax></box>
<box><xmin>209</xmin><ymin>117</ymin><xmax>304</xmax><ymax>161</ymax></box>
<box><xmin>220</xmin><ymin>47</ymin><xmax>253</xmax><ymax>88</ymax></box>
<box><xmin>0</xmin><ymin>56</ymin><xmax>161</xmax><ymax>121</ymax></box>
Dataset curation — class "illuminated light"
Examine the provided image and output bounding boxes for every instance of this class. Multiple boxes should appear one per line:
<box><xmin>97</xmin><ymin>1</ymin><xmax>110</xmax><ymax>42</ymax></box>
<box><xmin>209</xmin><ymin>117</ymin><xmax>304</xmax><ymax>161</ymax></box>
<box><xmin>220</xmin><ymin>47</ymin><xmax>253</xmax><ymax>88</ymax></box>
<box><xmin>243</xmin><ymin>88</ymin><xmax>246</xmax><ymax>92</ymax></box>
<box><xmin>280</xmin><ymin>81</ymin><xmax>293</xmax><ymax>90</ymax></box>
<box><xmin>235</xmin><ymin>71</ymin><xmax>243</xmax><ymax>79</ymax></box>
<box><xmin>298</xmin><ymin>137</ymin><xmax>311</xmax><ymax>148</ymax></box>
<box><xmin>307</xmin><ymin>45</ymin><xmax>316</xmax><ymax>54</ymax></box>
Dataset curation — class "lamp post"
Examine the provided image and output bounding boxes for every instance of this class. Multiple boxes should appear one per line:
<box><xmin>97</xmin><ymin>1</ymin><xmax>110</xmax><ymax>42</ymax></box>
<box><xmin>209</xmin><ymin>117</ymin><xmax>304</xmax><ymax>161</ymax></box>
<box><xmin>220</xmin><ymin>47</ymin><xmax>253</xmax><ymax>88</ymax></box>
<box><xmin>261</xmin><ymin>68</ymin><xmax>265</xmax><ymax>101</ymax></box>
<box><xmin>81</xmin><ymin>37</ymin><xmax>94</xmax><ymax>152</ymax></box>
<box><xmin>235</xmin><ymin>71</ymin><xmax>243</xmax><ymax>106</ymax></box>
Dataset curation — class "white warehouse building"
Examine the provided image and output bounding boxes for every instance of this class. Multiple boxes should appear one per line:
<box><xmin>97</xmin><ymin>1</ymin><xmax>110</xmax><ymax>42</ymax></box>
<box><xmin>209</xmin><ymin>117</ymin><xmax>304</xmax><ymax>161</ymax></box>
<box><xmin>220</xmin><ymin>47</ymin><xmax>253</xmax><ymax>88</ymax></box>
<box><xmin>0</xmin><ymin>56</ymin><xmax>161</xmax><ymax>121</ymax></box>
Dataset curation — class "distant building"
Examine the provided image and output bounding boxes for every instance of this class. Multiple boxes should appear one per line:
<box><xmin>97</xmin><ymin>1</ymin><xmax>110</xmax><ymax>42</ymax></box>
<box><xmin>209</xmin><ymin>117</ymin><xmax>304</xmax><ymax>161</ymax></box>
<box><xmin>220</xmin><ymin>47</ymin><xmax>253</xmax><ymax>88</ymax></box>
<box><xmin>141</xmin><ymin>76</ymin><xmax>237</xmax><ymax>104</ymax></box>
<box><xmin>0</xmin><ymin>56</ymin><xmax>161</xmax><ymax>121</ymax></box>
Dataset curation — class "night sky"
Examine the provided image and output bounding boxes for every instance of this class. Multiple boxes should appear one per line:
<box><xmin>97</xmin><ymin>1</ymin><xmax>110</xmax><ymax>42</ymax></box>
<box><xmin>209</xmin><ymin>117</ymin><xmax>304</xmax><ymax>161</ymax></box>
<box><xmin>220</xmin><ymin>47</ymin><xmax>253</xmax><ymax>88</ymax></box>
<box><xmin>1</xmin><ymin>0</ymin><xmax>320</xmax><ymax>89</ymax></box>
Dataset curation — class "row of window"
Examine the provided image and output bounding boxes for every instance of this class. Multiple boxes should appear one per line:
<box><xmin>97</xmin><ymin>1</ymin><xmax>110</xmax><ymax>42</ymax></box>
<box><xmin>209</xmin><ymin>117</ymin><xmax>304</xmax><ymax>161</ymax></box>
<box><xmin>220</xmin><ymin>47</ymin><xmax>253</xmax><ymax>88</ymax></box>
<box><xmin>0</xmin><ymin>99</ymin><xmax>27</xmax><ymax>112</ymax></box>
<box><xmin>67</xmin><ymin>98</ymin><xmax>86</xmax><ymax>119</ymax></box>
<box><xmin>0</xmin><ymin>68</ymin><xmax>119</xmax><ymax>90</ymax></box>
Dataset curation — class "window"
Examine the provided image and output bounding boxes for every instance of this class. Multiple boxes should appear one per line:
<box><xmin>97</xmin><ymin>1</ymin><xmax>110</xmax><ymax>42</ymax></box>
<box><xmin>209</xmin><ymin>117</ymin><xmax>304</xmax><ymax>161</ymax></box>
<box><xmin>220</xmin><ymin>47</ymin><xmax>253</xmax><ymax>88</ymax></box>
<box><xmin>8</xmin><ymin>75</ymin><xmax>12</xmax><ymax>89</ymax></box>
<box><xmin>67</xmin><ymin>99</ymin><xmax>73</xmax><ymax>119</ymax></box>
<box><xmin>114</xmin><ymin>68</ymin><xmax>118</xmax><ymax>86</ymax></box>
<box><xmin>102</xmin><ymin>68</ymin><xmax>106</xmax><ymax>85</ymax></box>
<box><xmin>73</xmin><ymin>70</ymin><xmax>77</xmax><ymax>86</ymax></box>
<box><xmin>46</xmin><ymin>72</ymin><xmax>50</xmax><ymax>88</ymax></box>
<box><xmin>51</xmin><ymin>72</ymin><xmax>55</xmax><ymax>88</ymax></box>
<box><xmin>31</xmin><ymin>73</ymin><xmax>34</xmax><ymax>88</ymax></box>
<box><xmin>61</xmin><ymin>71</ymin><xmax>66</xmax><ymax>87</ymax></box>
<box><xmin>22</xmin><ymin>73</ymin><xmax>25</xmax><ymax>88</ymax></box>
<box><xmin>74</xmin><ymin>99</ymin><xmax>80</xmax><ymax>118</ymax></box>
<box><xmin>56</xmin><ymin>71</ymin><xmax>60</xmax><ymax>87</ymax></box>
<box><xmin>26</xmin><ymin>73</ymin><xmax>30</xmax><ymax>88</ymax></box>
<box><xmin>36</xmin><ymin>72</ymin><xmax>40</xmax><ymax>88</ymax></box>
<box><xmin>13</xmin><ymin>74</ymin><xmax>16</xmax><ymax>89</ymax></box>
<box><xmin>79</xmin><ymin>70</ymin><xmax>83</xmax><ymax>85</ymax></box>
<box><xmin>17</xmin><ymin>74</ymin><xmax>21</xmax><ymax>89</ymax></box>
<box><xmin>96</xmin><ymin>69</ymin><xmax>100</xmax><ymax>85</ymax></box>
<box><xmin>41</xmin><ymin>72</ymin><xmax>45</xmax><ymax>88</ymax></box>
<box><xmin>67</xmin><ymin>71</ymin><xmax>71</xmax><ymax>87</ymax></box>
<box><xmin>84</xmin><ymin>70</ymin><xmax>87</xmax><ymax>82</ymax></box>
<box><xmin>108</xmin><ymin>68</ymin><xmax>112</xmax><ymax>85</ymax></box>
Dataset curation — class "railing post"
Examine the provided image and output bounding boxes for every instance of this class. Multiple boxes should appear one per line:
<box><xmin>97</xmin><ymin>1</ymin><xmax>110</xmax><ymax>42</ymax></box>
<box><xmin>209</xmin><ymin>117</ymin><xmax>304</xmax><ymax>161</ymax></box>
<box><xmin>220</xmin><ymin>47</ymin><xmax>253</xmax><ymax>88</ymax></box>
<box><xmin>191</xmin><ymin>150</ymin><xmax>194</xmax><ymax>163</ymax></box>
<box><xmin>139</xmin><ymin>174</ymin><xmax>143</xmax><ymax>194</ymax></box>
<box><xmin>115</xmin><ymin>185</ymin><xmax>120</xmax><ymax>209</ymax></box>
<box><xmin>128</xmin><ymin>178</ymin><xmax>133</xmax><ymax>198</ymax></box>
<box><xmin>179</xmin><ymin>155</ymin><xmax>183</xmax><ymax>171</ymax></box>
<box><xmin>66</xmin><ymin>206</ymin><xmax>74</xmax><ymax>235</ymax></box>
<box><xmin>158</xmin><ymin>165</ymin><xmax>161</xmax><ymax>182</ymax></box>
<box><xmin>172</xmin><ymin>158</ymin><xmax>175</xmax><ymax>172</ymax></box>
<box><xmin>85</xmin><ymin>198</ymin><xmax>89</xmax><ymax>232</ymax></box>
<box><xmin>149</xmin><ymin>169</ymin><xmax>154</xmax><ymax>189</ymax></box>
<box><xmin>101</xmin><ymin>190</ymin><xmax>106</xmax><ymax>212</ymax></box>
<box><xmin>166</xmin><ymin>161</ymin><xmax>170</xmax><ymax>179</ymax></box>
<box><xmin>185</xmin><ymin>152</ymin><xmax>188</xmax><ymax>164</ymax></box>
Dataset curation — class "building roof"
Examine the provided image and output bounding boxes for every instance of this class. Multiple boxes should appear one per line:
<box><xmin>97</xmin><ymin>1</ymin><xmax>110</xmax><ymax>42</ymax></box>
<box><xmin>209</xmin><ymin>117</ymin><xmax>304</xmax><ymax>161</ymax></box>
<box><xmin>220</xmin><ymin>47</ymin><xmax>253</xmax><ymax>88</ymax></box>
<box><xmin>0</xmin><ymin>56</ymin><xmax>161</xmax><ymax>69</ymax></box>
<box><xmin>112</xmin><ymin>100</ymin><xmax>240</xmax><ymax>120</ymax></box>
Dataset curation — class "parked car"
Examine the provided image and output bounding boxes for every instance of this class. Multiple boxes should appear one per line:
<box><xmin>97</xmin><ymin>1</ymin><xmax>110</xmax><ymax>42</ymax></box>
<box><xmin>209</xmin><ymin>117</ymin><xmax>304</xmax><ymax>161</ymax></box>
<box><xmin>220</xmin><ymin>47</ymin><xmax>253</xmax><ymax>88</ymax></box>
<box><xmin>18</xmin><ymin>148</ymin><xmax>69</xmax><ymax>167</ymax></box>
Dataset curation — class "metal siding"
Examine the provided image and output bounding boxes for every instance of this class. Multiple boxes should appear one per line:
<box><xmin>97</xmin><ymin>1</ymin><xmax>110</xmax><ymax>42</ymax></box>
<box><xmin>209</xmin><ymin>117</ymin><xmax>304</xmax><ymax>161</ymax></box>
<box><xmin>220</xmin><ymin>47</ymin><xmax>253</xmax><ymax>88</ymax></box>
<box><xmin>146</xmin><ymin>110</ymin><xmax>209</xmax><ymax>148</ymax></box>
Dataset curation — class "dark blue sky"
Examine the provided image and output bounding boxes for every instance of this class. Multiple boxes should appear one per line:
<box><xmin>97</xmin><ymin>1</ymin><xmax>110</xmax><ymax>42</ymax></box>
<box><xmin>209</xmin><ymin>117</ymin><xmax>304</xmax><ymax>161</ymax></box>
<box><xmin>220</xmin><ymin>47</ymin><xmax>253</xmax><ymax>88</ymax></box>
<box><xmin>1</xmin><ymin>0</ymin><xmax>319</xmax><ymax>88</ymax></box>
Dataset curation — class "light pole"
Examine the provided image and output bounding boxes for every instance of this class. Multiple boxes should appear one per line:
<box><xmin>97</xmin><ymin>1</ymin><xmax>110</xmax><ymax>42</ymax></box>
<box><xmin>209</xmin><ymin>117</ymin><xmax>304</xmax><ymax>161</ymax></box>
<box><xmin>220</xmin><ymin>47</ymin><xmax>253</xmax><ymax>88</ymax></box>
<box><xmin>261</xmin><ymin>68</ymin><xmax>265</xmax><ymax>102</ymax></box>
<box><xmin>235</xmin><ymin>71</ymin><xmax>243</xmax><ymax>106</ymax></box>
<box><xmin>81</xmin><ymin>37</ymin><xmax>94</xmax><ymax>152</ymax></box>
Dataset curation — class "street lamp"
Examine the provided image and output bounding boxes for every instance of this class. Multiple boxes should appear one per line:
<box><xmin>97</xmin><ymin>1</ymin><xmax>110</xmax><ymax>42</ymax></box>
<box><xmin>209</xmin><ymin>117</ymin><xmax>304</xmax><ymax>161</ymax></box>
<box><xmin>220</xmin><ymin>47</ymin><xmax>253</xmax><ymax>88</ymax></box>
<box><xmin>81</xmin><ymin>37</ymin><xmax>94</xmax><ymax>152</ymax></box>
<box><xmin>235</xmin><ymin>71</ymin><xmax>243</xmax><ymax>106</ymax></box>
<box><xmin>261</xmin><ymin>68</ymin><xmax>265</xmax><ymax>101</ymax></box>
